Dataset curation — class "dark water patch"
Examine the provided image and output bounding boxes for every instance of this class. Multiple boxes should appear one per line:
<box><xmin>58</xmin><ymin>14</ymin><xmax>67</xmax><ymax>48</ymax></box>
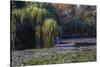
<box><xmin>75</xmin><ymin>42</ymin><xmax>96</xmax><ymax>47</ymax></box>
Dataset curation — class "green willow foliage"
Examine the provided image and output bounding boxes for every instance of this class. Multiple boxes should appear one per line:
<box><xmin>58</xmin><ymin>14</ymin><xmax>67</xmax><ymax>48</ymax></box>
<box><xmin>11</xmin><ymin>2</ymin><xmax>62</xmax><ymax>49</ymax></box>
<box><xmin>25</xmin><ymin>5</ymin><xmax>50</xmax><ymax>48</ymax></box>
<box><xmin>42</xmin><ymin>19</ymin><xmax>60</xmax><ymax>48</ymax></box>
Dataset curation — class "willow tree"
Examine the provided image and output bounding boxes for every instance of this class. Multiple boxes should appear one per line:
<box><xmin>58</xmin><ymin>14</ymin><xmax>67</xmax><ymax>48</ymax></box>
<box><xmin>11</xmin><ymin>9</ymin><xmax>25</xmax><ymax>50</ymax></box>
<box><xmin>25</xmin><ymin>6</ymin><xmax>41</xmax><ymax>48</ymax></box>
<box><xmin>31</xmin><ymin>7</ymin><xmax>50</xmax><ymax>48</ymax></box>
<box><xmin>12</xmin><ymin>5</ymin><xmax>41</xmax><ymax>49</ymax></box>
<box><xmin>42</xmin><ymin>19</ymin><xmax>61</xmax><ymax>48</ymax></box>
<box><xmin>26</xmin><ymin>4</ymin><xmax>50</xmax><ymax>48</ymax></box>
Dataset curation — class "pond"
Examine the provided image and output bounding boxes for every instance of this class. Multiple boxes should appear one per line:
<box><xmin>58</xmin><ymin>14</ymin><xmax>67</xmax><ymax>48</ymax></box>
<box><xmin>55</xmin><ymin>38</ymin><xmax>96</xmax><ymax>50</ymax></box>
